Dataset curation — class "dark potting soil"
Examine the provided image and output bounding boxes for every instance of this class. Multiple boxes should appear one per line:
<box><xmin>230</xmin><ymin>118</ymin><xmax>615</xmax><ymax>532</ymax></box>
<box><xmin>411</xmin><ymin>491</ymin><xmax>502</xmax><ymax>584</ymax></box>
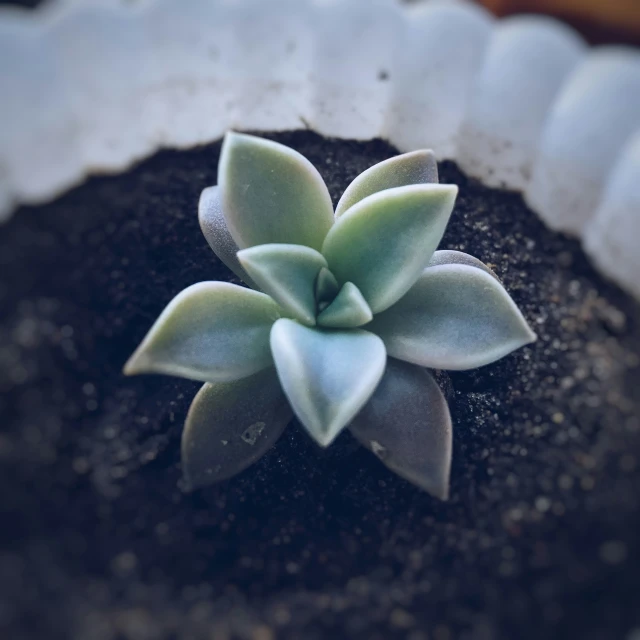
<box><xmin>1</xmin><ymin>131</ymin><xmax>639</xmax><ymax>640</ymax></box>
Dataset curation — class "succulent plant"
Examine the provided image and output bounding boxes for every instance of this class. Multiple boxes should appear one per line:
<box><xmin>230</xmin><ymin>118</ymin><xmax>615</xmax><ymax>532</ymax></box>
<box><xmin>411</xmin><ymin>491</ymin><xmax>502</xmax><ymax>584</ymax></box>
<box><xmin>124</xmin><ymin>132</ymin><xmax>536</xmax><ymax>499</ymax></box>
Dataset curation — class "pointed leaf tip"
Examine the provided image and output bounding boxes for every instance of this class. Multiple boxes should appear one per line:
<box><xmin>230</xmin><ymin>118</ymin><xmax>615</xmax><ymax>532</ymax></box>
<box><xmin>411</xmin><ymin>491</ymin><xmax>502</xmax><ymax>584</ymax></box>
<box><xmin>323</xmin><ymin>184</ymin><xmax>458</xmax><ymax>314</ymax></box>
<box><xmin>350</xmin><ymin>359</ymin><xmax>452</xmax><ymax>500</ymax></box>
<box><xmin>335</xmin><ymin>149</ymin><xmax>439</xmax><ymax>217</ymax></box>
<box><xmin>270</xmin><ymin>319</ymin><xmax>386</xmax><ymax>447</ymax></box>
<box><xmin>124</xmin><ymin>282</ymin><xmax>280</xmax><ymax>383</ymax></box>
<box><xmin>317</xmin><ymin>282</ymin><xmax>372</xmax><ymax>328</ymax></box>
<box><xmin>369</xmin><ymin>264</ymin><xmax>536</xmax><ymax>370</ymax></box>
<box><xmin>182</xmin><ymin>369</ymin><xmax>292</xmax><ymax>490</ymax></box>
<box><xmin>237</xmin><ymin>244</ymin><xmax>327</xmax><ymax>326</ymax></box>
<box><xmin>315</xmin><ymin>267</ymin><xmax>340</xmax><ymax>303</ymax></box>
<box><xmin>219</xmin><ymin>132</ymin><xmax>334</xmax><ymax>251</ymax></box>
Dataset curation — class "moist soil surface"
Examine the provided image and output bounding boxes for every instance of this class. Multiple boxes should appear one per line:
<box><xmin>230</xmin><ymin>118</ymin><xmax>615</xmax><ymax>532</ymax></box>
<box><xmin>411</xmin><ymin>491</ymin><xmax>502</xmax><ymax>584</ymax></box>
<box><xmin>1</xmin><ymin>131</ymin><xmax>639</xmax><ymax>640</ymax></box>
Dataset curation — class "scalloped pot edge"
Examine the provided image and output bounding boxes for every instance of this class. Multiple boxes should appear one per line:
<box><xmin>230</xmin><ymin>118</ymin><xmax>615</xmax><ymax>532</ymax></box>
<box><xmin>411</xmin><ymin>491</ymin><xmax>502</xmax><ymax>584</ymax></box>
<box><xmin>1</xmin><ymin>0</ymin><xmax>639</xmax><ymax>298</ymax></box>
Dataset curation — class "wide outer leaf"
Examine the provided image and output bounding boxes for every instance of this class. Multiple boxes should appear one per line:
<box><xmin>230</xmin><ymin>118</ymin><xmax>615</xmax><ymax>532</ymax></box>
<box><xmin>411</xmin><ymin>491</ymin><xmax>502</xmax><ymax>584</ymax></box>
<box><xmin>335</xmin><ymin>149</ymin><xmax>439</xmax><ymax>217</ymax></box>
<box><xmin>322</xmin><ymin>184</ymin><xmax>458</xmax><ymax>314</ymax></box>
<box><xmin>218</xmin><ymin>132</ymin><xmax>334</xmax><ymax>251</ymax></box>
<box><xmin>181</xmin><ymin>369</ymin><xmax>292</xmax><ymax>490</ymax></box>
<box><xmin>237</xmin><ymin>244</ymin><xmax>327</xmax><ymax>326</ymax></box>
<box><xmin>198</xmin><ymin>186</ymin><xmax>259</xmax><ymax>289</ymax></box>
<box><xmin>124</xmin><ymin>282</ymin><xmax>281</xmax><ymax>382</ymax></box>
<box><xmin>368</xmin><ymin>264</ymin><xmax>537</xmax><ymax>370</ymax></box>
<box><xmin>270</xmin><ymin>319</ymin><xmax>386</xmax><ymax>447</ymax></box>
<box><xmin>350</xmin><ymin>359</ymin><xmax>452</xmax><ymax>500</ymax></box>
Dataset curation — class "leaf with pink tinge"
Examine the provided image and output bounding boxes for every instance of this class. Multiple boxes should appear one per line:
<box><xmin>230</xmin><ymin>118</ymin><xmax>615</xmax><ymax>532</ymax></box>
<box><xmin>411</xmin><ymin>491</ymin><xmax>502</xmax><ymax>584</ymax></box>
<box><xmin>198</xmin><ymin>186</ymin><xmax>258</xmax><ymax>289</ymax></box>
<box><xmin>350</xmin><ymin>359</ymin><xmax>452</xmax><ymax>499</ymax></box>
<box><xmin>427</xmin><ymin>249</ymin><xmax>499</xmax><ymax>281</ymax></box>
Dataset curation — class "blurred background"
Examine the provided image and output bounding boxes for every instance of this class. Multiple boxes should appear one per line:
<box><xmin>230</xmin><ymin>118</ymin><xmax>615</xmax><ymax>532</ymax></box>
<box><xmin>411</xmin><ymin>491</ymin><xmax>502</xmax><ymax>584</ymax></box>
<box><xmin>2</xmin><ymin>0</ymin><xmax>640</xmax><ymax>45</ymax></box>
<box><xmin>475</xmin><ymin>0</ymin><xmax>640</xmax><ymax>45</ymax></box>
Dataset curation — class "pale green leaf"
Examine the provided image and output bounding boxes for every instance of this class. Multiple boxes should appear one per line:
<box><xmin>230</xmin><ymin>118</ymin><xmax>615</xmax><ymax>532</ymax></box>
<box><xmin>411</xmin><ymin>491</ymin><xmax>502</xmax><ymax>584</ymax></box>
<box><xmin>335</xmin><ymin>149</ymin><xmax>438</xmax><ymax>217</ymax></box>
<box><xmin>198</xmin><ymin>186</ymin><xmax>259</xmax><ymax>289</ymax></box>
<box><xmin>317</xmin><ymin>282</ymin><xmax>372</xmax><ymax>329</ymax></box>
<box><xmin>350</xmin><ymin>359</ymin><xmax>452</xmax><ymax>500</ymax></box>
<box><xmin>322</xmin><ymin>184</ymin><xmax>458</xmax><ymax>313</ymax></box>
<box><xmin>368</xmin><ymin>264</ymin><xmax>537</xmax><ymax>370</ymax></box>
<box><xmin>237</xmin><ymin>244</ymin><xmax>327</xmax><ymax>326</ymax></box>
<box><xmin>218</xmin><ymin>132</ymin><xmax>334</xmax><ymax>250</ymax></box>
<box><xmin>182</xmin><ymin>369</ymin><xmax>292</xmax><ymax>490</ymax></box>
<box><xmin>124</xmin><ymin>282</ymin><xmax>280</xmax><ymax>382</ymax></box>
<box><xmin>270</xmin><ymin>319</ymin><xmax>386</xmax><ymax>447</ymax></box>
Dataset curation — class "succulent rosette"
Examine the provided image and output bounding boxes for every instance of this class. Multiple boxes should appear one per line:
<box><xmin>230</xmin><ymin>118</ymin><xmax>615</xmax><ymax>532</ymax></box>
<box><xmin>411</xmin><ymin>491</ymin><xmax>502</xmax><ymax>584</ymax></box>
<box><xmin>125</xmin><ymin>132</ymin><xmax>536</xmax><ymax>499</ymax></box>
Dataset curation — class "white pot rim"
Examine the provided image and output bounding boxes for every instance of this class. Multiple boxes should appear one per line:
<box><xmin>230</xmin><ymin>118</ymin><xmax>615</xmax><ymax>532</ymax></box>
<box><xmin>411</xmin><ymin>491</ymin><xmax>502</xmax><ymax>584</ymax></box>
<box><xmin>1</xmin><ymin>0</ymin><xmax>639</xmax><ymax>297</ymax></box>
